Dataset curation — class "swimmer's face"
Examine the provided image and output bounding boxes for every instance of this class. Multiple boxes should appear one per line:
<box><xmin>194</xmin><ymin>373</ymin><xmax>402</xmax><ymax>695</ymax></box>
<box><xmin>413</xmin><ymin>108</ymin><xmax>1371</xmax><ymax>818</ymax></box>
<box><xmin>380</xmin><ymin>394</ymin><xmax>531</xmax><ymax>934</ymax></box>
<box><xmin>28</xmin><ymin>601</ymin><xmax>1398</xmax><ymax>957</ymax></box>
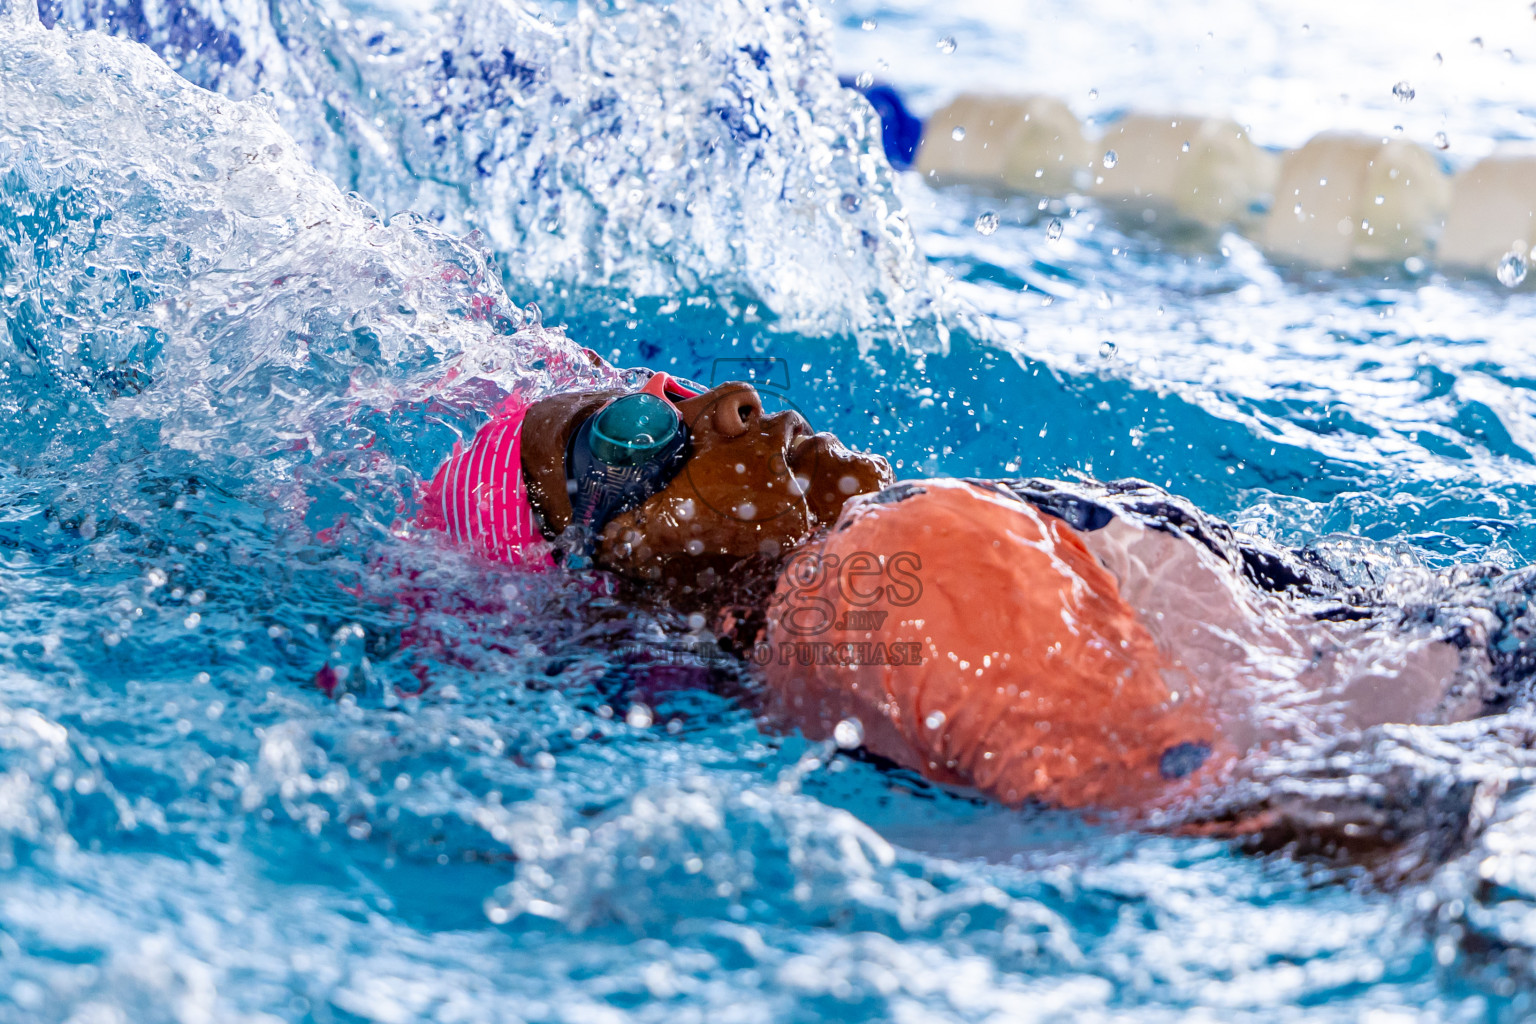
<box><xmin>522</xmin><ymin>382</ymin><xmax>893</xmax><ymax>595</ymax></box>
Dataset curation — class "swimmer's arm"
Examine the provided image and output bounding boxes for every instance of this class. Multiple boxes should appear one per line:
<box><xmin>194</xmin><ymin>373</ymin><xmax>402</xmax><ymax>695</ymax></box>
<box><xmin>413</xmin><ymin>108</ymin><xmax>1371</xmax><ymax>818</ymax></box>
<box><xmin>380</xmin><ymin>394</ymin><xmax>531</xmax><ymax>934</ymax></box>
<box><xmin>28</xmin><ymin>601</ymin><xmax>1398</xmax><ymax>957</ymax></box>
<box><xmin>1175</xmin><ymin>721</ymin><xmax>1501</xmax><ymax>877</ymax></box>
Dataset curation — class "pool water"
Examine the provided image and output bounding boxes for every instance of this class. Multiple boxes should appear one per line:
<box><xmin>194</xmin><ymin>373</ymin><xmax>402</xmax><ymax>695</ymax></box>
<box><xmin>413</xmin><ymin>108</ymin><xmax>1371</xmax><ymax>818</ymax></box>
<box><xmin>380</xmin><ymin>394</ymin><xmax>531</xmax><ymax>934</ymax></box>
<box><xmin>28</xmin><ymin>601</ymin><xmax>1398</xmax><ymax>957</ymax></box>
<box><xmin>4</xmin><ymin>0</ymin><xmax>1536</xmax><ymax>1019</ymax></box>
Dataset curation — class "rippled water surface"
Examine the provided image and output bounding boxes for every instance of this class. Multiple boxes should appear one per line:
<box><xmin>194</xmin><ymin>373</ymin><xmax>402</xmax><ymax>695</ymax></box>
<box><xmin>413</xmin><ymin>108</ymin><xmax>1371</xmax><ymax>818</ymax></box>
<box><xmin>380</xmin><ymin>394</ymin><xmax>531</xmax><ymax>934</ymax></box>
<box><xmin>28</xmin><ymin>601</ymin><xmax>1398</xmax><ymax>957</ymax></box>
<box><xmin>6</xmin><ymin>0</ymin><xmax>1536</xmax><ymax>1019</ymax></box>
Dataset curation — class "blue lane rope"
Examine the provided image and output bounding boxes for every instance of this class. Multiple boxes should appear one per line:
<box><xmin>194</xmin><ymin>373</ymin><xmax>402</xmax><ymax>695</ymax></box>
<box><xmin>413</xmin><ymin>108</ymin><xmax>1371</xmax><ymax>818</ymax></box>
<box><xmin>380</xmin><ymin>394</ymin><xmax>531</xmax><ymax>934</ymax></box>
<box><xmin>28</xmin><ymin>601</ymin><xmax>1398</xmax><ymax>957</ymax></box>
<box><xmin>842</xmin><ymin>78</ymin><xmax>924</xmax><ymax>170</ymax></box>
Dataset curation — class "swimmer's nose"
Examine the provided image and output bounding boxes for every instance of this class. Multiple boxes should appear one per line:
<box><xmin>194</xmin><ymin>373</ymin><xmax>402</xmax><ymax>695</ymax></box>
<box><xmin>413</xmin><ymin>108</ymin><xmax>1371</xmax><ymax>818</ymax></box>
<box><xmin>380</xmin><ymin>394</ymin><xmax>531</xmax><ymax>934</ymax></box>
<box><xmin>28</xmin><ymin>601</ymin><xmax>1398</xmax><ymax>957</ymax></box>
<box><xmin>1159</xmin><ymin>741</ymin><xmax>1211</xmax><ymax>780</ymax></box>
<box><xmin>711</xmin><ymin>385</ymin><xmax>763</xmax><ymax>438</ymax></box>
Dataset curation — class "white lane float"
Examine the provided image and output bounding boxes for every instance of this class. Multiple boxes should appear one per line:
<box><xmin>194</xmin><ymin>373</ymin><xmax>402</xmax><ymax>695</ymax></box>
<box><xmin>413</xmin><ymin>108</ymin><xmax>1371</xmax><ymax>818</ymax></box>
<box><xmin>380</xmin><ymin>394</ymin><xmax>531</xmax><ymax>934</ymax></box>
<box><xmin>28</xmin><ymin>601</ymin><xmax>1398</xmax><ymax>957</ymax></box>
<box><xmin>1092</xmin><ymin>114</ymin><xmax>1277</xmax><ymax>232</ymax></box>
<box><xmin>1259</xmin><ymin>133</ymin><xmax>1449</xmax><ymax>269</ymax></box>
<box><xmin>896</xmin><ymin>90</ymin><xmax>1536</xmax><ymax>284</ymax></box>
<box><xmin>1440</xmin><ymin>153</ymin><xmax>1536</xmax><ymax>284</ymax></box>
<box><xmin>914</xmin><ymin>93</ymin><xmax>1089</xmax><ymax>195</ymax></box>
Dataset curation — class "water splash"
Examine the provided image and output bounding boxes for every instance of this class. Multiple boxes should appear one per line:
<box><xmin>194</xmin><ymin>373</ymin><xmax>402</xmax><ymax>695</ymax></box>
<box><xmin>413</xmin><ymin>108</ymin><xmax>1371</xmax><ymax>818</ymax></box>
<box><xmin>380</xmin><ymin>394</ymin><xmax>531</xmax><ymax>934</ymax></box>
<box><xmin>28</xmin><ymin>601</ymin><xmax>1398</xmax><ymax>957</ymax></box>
<box><xmin>2</xmin><ymin>9</ymin><xmax>611</xmax><ymax>485</ymax></box>
<box><xmin>8</xmin><ymin>1</ymin><xmax>1536</xmax><ymax>1019</ymax></box>
<box><xmin>38</xmin><ymin>0</ymin><xmax>954</xmax><ymax>343</ymax></box>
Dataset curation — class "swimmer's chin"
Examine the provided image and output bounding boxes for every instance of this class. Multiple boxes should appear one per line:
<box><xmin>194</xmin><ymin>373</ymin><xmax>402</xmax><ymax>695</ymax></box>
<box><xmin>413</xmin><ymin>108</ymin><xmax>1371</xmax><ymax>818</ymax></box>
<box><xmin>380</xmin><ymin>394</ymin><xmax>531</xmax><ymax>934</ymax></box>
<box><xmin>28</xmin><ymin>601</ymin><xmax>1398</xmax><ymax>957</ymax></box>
<box><xmin>788</xmin><ymin>434</ymin><xmax>894</xmax><ymax>525</ymax></box>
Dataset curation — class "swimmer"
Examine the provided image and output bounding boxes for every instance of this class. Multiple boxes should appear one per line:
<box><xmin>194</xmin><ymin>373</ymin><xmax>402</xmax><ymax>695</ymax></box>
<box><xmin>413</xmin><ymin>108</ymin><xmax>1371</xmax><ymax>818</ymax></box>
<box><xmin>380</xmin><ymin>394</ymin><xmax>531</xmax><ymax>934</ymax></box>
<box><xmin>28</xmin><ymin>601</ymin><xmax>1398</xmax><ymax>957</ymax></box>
<box><xmin>416</xmin><ymin>363</ymin><xmax>1533</xmax><ymax>827</ymax></box>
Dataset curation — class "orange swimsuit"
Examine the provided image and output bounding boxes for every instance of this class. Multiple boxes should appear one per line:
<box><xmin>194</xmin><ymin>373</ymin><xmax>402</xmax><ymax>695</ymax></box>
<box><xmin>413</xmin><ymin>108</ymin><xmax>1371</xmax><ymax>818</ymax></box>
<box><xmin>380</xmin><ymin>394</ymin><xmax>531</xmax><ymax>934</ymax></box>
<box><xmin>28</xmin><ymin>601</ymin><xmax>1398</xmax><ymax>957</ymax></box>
<box><xmin>762</xmin><ymin>479</ymin><xmax>1223</xmax><ymax>811</ymax></box>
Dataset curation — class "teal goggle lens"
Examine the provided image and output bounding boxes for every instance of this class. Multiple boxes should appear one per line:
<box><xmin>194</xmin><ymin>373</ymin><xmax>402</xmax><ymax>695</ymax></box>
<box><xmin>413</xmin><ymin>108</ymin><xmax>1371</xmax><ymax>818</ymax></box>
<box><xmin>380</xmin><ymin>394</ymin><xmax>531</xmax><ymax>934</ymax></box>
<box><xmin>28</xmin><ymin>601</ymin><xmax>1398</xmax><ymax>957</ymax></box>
<box><xmin>589</xmin><ymin>393</ymin><xmax>680</xmax><ymax>466</ymax></box>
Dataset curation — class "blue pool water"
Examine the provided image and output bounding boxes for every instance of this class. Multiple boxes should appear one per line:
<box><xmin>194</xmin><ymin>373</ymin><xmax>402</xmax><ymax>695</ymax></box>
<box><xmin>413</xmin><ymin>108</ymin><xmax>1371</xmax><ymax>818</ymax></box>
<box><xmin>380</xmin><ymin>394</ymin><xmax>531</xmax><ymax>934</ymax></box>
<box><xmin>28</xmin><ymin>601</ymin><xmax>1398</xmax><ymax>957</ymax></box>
<box><xmin>6</xmin><ymin>0</ymin><xmax>1536</xmax><ymax>1019</ymax></box>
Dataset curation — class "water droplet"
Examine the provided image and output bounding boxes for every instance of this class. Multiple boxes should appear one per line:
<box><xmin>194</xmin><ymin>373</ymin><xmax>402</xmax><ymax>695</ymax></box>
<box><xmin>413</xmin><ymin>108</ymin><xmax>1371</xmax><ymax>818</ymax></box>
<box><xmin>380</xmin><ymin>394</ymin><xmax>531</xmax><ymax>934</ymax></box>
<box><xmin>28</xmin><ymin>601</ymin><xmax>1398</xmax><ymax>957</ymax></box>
<box><xmin>1434</xmin><ymin>131</ymin><xmax>1450</xmax><ymax>150</ymax></box>
<box><xmin>974</xmin><ymin>211</ymin><xmax>999</xmax><ymax>235</ymax></box>
<box><xmin>1181</xmin><ymin>141</ymin><xmax>1191</xmax><ymax>152</ymax></box>
<box><xmin>1404</xmin><ymin>255</ymin><xmax>1426</xmax><ymax>274</ymax></box>
<box><xmin>1472</xmin><ymin>36</ymin><xmax>1484</xmax><ymax>48</ymax></box>
<box><xmin>1393</xmin><ymin>80</ymin><xmax>1416</xmax><ymax>102</ymax></box>
<box><xmin>925</xmin><ymin>710</ymin><xmax>947</xmax><ymax>730</ymax></box>
<box><xmin>1098</xmin><ymin>341</ymin><xmax>1118</xmax><ymax>358</ymax></box>
<box><xmin>861</xmin><ymin>17</ymin><xmax>878</xmax><ymax>30</ymax></box>
<box><xmin>1434</xmin><ymin>52</ymin><xmax>1444</xmax><ymax>65</ymax></box>
<box><xmin>1046</xmin><ymin>218</ymin><xmax>1064</xmax><ymax>241</ymax></box>
<box><xmin>626</xmin><ymin>703</ymin><xmax>654</xmax><ymax>728</ymax></box>
<box><xmin>1102</xmin><ymin>149</ymin><xmax>1119</xmax><ymax>168</ymax></box>
<box><xmin>840</xmin><ymin>192</ymin><xmax>861</xmax><ymax>213</ymax></box>
<box><xmin>1374</xmin><ymin>195</ymin><xmax>1385</xmax><ymax>205</ymax></box>
<box><xmin>855</xmin><ymin>70</ymin><xmax>874</xmax><ymax>89</ymax></box>
<box><xmin>1088</xmin><ymin>88</ymin><xmax>1099</xmax><ymax>100</ymax></box>
<box><xmin>951</xmin><ymin>125</ymin><xmax>966</xmax><ymax>141</ymax></box>
<box><xmin>1293</xmin><ymin>203</ymin><xmax>1303</xmax><ymax>215</ymax></box>
<box><xmin>833</xmin><ymin>718</ymin><xmax>865</xmax><ymax>749</ymax></box>
<box><xmin>1499</xmin><ymin>250</ymin><xmax>1528</xmax><ymax>287</ymax></box>
<box><xmin>937</xmin><ymin>36</ymin><xmax>957</xmax><ymax>54</ymax></box>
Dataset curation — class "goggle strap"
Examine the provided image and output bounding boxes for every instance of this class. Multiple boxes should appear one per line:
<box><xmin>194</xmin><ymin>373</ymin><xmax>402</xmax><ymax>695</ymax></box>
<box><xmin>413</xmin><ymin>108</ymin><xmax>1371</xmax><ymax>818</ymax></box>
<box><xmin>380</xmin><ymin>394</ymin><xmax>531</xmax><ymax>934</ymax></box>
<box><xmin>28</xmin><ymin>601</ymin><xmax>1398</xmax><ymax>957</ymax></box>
<box><xmin>640</xmin><ymin>371</ymin><xmax>703</xmax><ymax>404</ymax></box>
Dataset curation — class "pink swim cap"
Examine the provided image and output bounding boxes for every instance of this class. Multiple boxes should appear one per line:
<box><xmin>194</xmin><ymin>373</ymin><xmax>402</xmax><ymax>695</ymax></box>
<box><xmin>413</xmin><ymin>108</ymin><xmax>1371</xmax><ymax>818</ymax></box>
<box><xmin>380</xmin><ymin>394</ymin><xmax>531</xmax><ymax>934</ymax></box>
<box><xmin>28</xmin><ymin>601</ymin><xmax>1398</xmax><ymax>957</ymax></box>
<box><xmin>417</xmin><ymin>396</ymin><xmax>552</xmax><ymax>567</ymax></box>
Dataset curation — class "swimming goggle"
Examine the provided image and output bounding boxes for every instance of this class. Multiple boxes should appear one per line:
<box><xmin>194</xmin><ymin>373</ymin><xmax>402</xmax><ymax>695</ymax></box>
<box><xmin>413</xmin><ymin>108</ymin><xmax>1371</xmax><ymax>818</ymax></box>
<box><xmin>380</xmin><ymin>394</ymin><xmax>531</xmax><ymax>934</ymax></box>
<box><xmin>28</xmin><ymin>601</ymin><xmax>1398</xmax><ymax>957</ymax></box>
<box><xmin>562</xmin><ymin>371</ymin><xmax>703</xmax><ymax>559</ymax></box>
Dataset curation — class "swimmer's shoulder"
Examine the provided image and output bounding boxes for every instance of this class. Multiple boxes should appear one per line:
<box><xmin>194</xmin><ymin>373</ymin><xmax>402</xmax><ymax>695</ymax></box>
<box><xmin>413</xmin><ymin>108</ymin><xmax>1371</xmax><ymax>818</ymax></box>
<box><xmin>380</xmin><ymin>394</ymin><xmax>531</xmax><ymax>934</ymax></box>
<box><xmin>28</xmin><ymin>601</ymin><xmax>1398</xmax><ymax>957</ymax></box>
<box><xmin>854</xmin><ymin>475</ymin><xmax>1340</xmax><ymax>599</ymax></box>
<box><xmin>1002</xmin><ymin>475</ymin><xmax>1349</xmax><ymax>599</ymax></box>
